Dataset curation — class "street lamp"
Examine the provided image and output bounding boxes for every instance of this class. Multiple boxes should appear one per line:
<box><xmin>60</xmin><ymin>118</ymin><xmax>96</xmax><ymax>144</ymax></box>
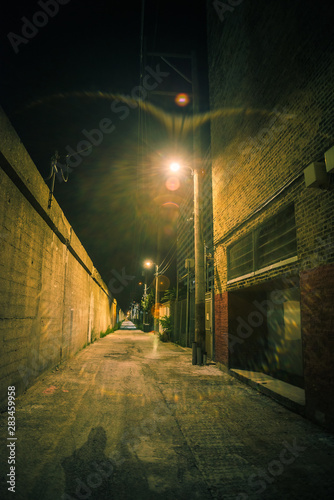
<box><xmin>169</xmin><ymin>160</ymin><xmax>206</xmax><ymax>364</ymax></box>
<box><xmin>169</xmin><ymin>161</ymin><xmax>181</xmax><ymax>172</ymax></box>
<box><xmin>144</xmin><ymin>260</ymin><xmax>160</xmax><ymax>334</ymax></box>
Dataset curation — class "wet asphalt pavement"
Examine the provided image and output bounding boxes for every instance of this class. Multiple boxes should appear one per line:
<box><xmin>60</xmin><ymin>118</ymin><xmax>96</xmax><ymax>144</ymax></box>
<box><xmin>1</xmin><ymin>326</ymin><xmax>334</xmax><ymax>500</ymax></box>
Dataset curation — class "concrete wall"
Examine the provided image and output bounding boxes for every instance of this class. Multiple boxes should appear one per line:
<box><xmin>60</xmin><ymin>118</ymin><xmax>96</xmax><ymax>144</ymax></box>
<box><xmin>207</xmin><ymin>0</ymin><xmax>334</xmax><ymax>428</ymax></box>
<box><xmin>0</xmin><ymin>107</ymin><xmax>115</xmax><ymax>405</ymax></box>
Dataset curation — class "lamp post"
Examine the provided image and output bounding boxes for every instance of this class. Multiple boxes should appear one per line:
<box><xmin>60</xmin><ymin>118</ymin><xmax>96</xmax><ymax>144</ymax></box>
<box><xmin>191</xmin><ymin>50</ymin><xmax>206</xmax><ymax>363</ymax></box>
<box><xmin>193</xmin><ymin>167</ymin><xmax>206</xmax><ymax>363</ymax></box>
<box><xmin>154</xmin><ymin>263</ymin><xmax>159</xmax><ymax>334</ymax></box>
<box><xmin>168</xmin><ymin>160</ymin><xmax>206</xmax><ymax>363</ymax></box>
<box><xmin>144</xmin><ymin>260</ymin><xmax>160</xmax><ymax>334</ymax></box>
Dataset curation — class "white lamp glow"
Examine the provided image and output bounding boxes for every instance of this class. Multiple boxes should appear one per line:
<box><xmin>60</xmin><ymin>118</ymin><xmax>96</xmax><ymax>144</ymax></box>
<box><xmin>169</xmin><ymin>162</ymin><xmax>181</xmax><ymax>172</ymax></box>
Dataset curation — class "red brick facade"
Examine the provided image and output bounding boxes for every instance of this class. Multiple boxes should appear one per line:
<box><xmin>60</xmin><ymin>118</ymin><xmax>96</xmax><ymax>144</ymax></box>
<box><xmin>214</xmin><ymin>293</ymin><xmax>228</xmax><ymax>365</ymax></box>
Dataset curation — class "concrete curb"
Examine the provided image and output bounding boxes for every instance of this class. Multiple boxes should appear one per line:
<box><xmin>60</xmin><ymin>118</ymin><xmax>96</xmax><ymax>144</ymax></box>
<box><xmin>216</xmin><ymin>362</ymin><xmax>306</xmax><ymax>417</ymax></box>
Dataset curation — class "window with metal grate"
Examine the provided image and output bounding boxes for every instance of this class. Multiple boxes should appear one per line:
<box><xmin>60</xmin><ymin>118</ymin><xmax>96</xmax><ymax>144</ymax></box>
<box><xmin>228</xmin><ymin>233</ymin><xmax>253</xmax><ymax>280</ymax></box>
<box><xmin>257</xmin><ymin>204</ymin><xmax>297</xmax><ymax>269</ymax></box>
<box><xmin>227</xmin><ymin>204</ymin><xmax>297</xmax><ymax>280</ymax></box>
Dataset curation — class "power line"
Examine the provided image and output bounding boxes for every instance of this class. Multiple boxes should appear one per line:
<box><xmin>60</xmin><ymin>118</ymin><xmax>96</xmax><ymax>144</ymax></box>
<box><xmin>158</xmin><ymin>239</ymin><xmax>177</xmax><ymax>268</ymax></box>
<box><xmin>159</xmin><ymin>246</ymin><xmax>177</xmax><ymax>275</ymax></box>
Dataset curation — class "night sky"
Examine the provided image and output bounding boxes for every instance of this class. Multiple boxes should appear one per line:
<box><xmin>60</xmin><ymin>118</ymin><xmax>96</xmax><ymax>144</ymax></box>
<box><xmin>0</xmin><ymin>0</ymin><xmax>208</xmax><ymax>310</ymax></box>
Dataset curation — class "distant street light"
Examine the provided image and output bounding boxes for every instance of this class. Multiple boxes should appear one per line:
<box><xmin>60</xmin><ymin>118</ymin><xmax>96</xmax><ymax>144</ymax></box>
<box><xmin>143</xmin><ymin>260</ymin><xmax>160</xmax><ymax>333</ymax></box>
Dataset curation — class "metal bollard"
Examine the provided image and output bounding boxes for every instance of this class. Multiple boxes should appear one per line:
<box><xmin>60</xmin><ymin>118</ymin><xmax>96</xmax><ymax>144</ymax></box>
<box><xmin>192</xmin><ymin>342</ymin><xmax>197</xmax><ymax>365</ymax></box>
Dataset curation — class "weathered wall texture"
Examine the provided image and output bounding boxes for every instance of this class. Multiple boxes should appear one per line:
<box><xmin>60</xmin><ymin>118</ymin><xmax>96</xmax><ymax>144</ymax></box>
<box><xmin>207</xmin><ymin>0</ymin><xmax>334</xmax><ymax>428</ymax></box>
<box><xmin>0</xmin><ymin>107</ymin><xmax>115</xmax><ymax>405</ymax></box>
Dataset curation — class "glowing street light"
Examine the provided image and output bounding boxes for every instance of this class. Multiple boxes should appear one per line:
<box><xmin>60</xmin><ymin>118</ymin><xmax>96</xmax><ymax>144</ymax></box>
<box><xmin>143</xmin><ymin>259</ymin><xmax>160</xmax><ymax>333</ymax></box>
<box><xmin>169</xmin><ymin>162</ymin><xmax>181</xmax><ymax>173</ymax></box>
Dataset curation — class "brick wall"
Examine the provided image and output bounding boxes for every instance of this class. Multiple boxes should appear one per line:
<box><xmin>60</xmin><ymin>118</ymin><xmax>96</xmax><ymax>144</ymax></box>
<box><xmin>207</xmin><ymin>0</ymin><xmax>334</xmax><ymax>428</ymax></box>
<box><xmin>0</xmin><ymin>107</ymin><xmax>114</xmax><ymax>405</ymax></box>
<box><xmin>214</xmin><ymin>292</ymin><xmax>228</xmax><ymax>365</ymax></box>
<box><xmin>300</xmin><ymin>265</ymin><xmax>334</xmax><ymax>427</ymax></box>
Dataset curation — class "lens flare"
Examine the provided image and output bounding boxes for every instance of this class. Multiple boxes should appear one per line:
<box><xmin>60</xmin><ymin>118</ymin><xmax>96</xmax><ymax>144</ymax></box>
<box><xmin>163</xmin><ymin>224</ymin><xmax>175</xmax><ymax>236</ymax></box>
<box><xmin>153</xmin><ymin>275</ymin><xmax>170</xmax><ymax>291</ymax></box>
<box><xmin>175</xmin><ymin>93</ymin><xmax>190</xmax><ymax>107</ymax></box>
<box><xmin>151</xmin><ymin>303</ymin><xmax>163</xmax><ymax>318</ymax></box>
<box><xmin>162</xmin><ymin>202</ymin><xmax>179</xmax><ymax>208</ymax></box>
<box><xmin>165</xmin><ymin>176</ymin><xmax>180</xmax><ymax>191</ymax></box>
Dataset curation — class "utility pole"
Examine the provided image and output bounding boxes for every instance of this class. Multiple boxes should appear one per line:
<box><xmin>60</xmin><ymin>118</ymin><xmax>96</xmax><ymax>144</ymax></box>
<box><xmin>143</xmin><ymin>282</ymin><xmax>147</xmax><ymax>325</ymax></box>
<box><xmin>186</xmin><ymin>266</ymin><xmax>190</xmax><ymax>347</ymax></box>
<box><xmin>185</xmin><ymin>258</ymin><xmax>194</xmax><ymax>347</ymax></box>
<box><xmin>192</xmin><ymin>50</ymin><xmax>206</xmax><ymax>363</ymax></box>
<box><xmin>154</xmin><ymin>263</ymin><xmax>159</xmax><ymax>334</ymax></box>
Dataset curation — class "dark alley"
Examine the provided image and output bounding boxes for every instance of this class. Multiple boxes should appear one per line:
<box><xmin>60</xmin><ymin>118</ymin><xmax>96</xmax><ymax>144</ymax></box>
<box><xmin>2</xmin><ymin>1</ymin><xmax>334</xmax><ymax>498</ymax></box>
